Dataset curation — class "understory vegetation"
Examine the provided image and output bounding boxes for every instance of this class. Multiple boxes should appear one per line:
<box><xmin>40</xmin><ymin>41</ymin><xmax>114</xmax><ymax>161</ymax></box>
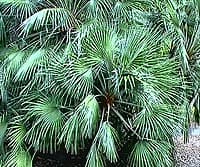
<box><xmin>0</xmin><ymin>0</ymin><xmax>199</xmax><ymax>167</ymax></box>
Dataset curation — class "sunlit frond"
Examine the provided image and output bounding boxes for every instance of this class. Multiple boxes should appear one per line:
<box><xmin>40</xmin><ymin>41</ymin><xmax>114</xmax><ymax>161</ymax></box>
<box><xmin>4</xmin><ymin>50</ymin><xmax>27</xmax><ymax>81</ymax></box>
<box><xmin>82</xmin><ymin>25</ymin><xmax>119</xmax><ymax>73</ymax></box>
<box><xmin>14</xmin><ymin>49</ymin><xmax>51</xmax><ymax>83</ymax></box>
<box><xmin>0</xmin><ymin>66</ymin><xmax>7</xmax><ymax>106</ymax></box>
<box><xmin>113</xmin><ymin>0</ymin><xmax>150</xmax><ymax>25</ymax></box>
<box><xmin>79</xmin><ymin>95</ymin><xmax>100</xmax><ymax>138</ymax></box>
<box><xmin>85</xmin><ymin>0</ymin><xmax>113</xmax><ymax>19</ymax></box>
<box><xmin>0</xmin><ymin>12</ymin><xmax>6</xmax><ymax>45</ymax></box>
<box><xmin>59</xmin><ymin>113</ymin><xmax>81</xmax><ymax>154</ymax></box>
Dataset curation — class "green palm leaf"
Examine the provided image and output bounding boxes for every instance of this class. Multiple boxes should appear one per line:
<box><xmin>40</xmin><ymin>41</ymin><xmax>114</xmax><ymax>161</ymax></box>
<box><xmin>20</xmin><ymin>7</ymin><xmax>75</xmax><ymax>36</ymax></box>
<box><xmin>4</xmin><ymin>50</ymin><xmax>27</xmax><ymax>80</ymax></box>
<box><xmin>112</xmin><ymin>28</ymin><xmax>181</xmax><ymax>105</ymax></box>
<box><xmin>85</xmin><ymin>144</ymin><xmax>105</xmax><ymax>167</ymax></box>
<box><xmin>97</xmin><ymin>122</ymin><xmax>120</xmax><ymax>163</ymax></box>
<box><xmin>82</xmin><ymin>25</ymin><xmax>119</xmax><ymax>73</ymax></box>
<box><xmin>47</xmin><ymin>51</ymin><xmax>94</xmax><ymax>100</ymax></box>
<box><xmin>0</xmin><ymin>114</ymin><xmax>7</xmax><ymax>154</ymax></box>
<box><xmin>25</xmin><ymin>95</ymin><xmax>64</xmax><ymax>153</ymax></box>
<box><xmin>0</xmin><ymin>67</ymin><xmax>7</xmax><ymax>106</ymax></box>
<box><xmin>4</xmin><ymin>147</ymin><xmax>32</xmax><ymax>167</ymax></box>
<box><xmin>59</xmin><ymin>113</ymin><xmax>81</xmax><ymax>154</ymax></box>
<box><xmin>119</xmin><ymin>27</ymin><xmax>163</xmax><ymax>69</ymax></box>
<box><xmin>14</xmin><ymin>49</ymin><xmax>50</xmax><ymax>82</ymax></box>
<box><xmin>113</xmin><ymin>0</ymin><xmax>150</xmax><ymax>25</ymax></box>
<box><xmin>129</xmin><ymin>140</ymin><xmax>173</xmax><ymax>167</ymax></box>
<box><xmin>7</xmin><ymin>116</ymin><xmax>26</xmax><ymax>151</ymax></box>
<box><xmin>0</xmin><ymin>12</ymin><xmax>6</xmax><ymax>46</ymax></box>
<box><xmin>79</xmin><ymin>95</ymin><xmax>100</xmax><ymax>138</ymax></box>
<box><xmin>133</xmin><ymin>105</ymin><xmax>183</xmax><ymax>140</ymax></box>
<box><xmin>85</xmin><ymin>0</ymin><xmax>113</xmax><ymax>19</ymax></box>
<box><xmin>85</xmin><ymin>121</ymin><xmax>120</xmax><ymax>166</ymax></box>
<box><xmin>59</xmin><ymin>95</ymin><xmax>100</xmax><ymax>154</ymax></box>
<box><xmin>0</xmin><ymin>0</ymin><xmax>39</xmax><ymax>21</ymax></box>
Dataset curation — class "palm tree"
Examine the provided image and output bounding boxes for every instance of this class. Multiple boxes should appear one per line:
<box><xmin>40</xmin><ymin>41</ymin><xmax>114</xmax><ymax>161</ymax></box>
<box><xmin>0</xmin><ymin>0</ymin><xmax>198</xmax><ymax>167</ymax></box>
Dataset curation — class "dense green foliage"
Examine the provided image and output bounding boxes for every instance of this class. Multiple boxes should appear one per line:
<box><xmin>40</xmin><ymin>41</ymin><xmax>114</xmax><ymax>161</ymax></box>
<box><xmin>0</xmin><ymin>0</ymin><xmax>199</xmax><ymax>166</ymax></box>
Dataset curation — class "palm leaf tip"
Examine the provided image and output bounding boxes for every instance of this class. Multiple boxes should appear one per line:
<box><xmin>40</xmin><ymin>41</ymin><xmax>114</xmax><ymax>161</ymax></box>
<box><xmin>59</xmin><ymin>113</ymin><xmax>81</xmax><ymax>154</ymax></box>
<box><xmin>80</xmin><ymin>95</ymin><xmax>100</xmax><ymax>138</ymax></box>
<box><xmin>85</xmin><ymin>145</ymin><xmax>105</xmax><ymax>167</ymax></box>
<box><xmin>59</xmin><ymin>95</ymin><xmax>100</xmax><ymax>153</ymax></box>
<box><xmin>98</xmin><ymin>122</ymin><xmax>120</xmax><ymax>163</ymax></box>
<box><xmin>7</xmin><ymin>117</ymin><xmax>26</xmax><ymax>150</ymax></box>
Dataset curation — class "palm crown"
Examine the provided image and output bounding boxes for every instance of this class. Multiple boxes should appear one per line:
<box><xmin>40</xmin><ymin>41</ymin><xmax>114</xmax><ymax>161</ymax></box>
<box><xmin>0</xmin><ymin>0</ymin><xmax>199</xmax><ymax>167</ymax></box>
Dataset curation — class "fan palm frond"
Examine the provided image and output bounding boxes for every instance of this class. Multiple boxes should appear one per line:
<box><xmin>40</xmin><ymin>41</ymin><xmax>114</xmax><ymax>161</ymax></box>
<box><xmin>129</xmin><ymin>140</ymin><xmax>173</xmax><ymax>167</ymax></box>
<box><xmin>82</xmin><ymin>25</ymin><xmax>119</xmax><ymax>73</ymax></box>
<box><xmin>133</xmin><ymin>105</ymin><xmax>183</xmax><ymax>140</ymax></box>
<box><xmin>79</xmin><ymin>95</ymin><xmax>100</xmax><ymax>138</ymax></box>
<box><xmin>61</xmin><ymin>62</ymin><xmax>94</xmax><ymax>100</ymax></box>
<box><xmin>7</xmin><ymin>116</ymin><xmax>26</xmax><ymax>151</ymax></box>
<box><xmin>4</xmin><ymin>50</ymin><xmax>27</xmax><ymax>82</ymax></box>
<box><xmin>0</xmin><ymin>12</ymin><xmax>6</xmax><ymax>46</ymax></box>
<box><xmin>113</xmin><ymin>0</ymin><xmax>150</xmax><ymax>25</ymax></box>
<box><xmin>25</xmin><ymin>95</ymin><xmax>64</xmax><ymax>153</ymax></box>
<box><xmin>85</xmin><ymin>144</ymin><xmax>105</xmax><ymax>167</ymax></box>
<box><xmin>0</xmin><ymin>114</ymin><xmax>7</xmax><ymax>154</ymax></box>
<box><xmin>59</xmin><ymin>95</ymin><xmax>100</xmax><ymax>154</ymax></box>
<box><xmin>55</xmin><ymin>0</ymin><xmax>88</xmax><ymax>17</ymax></box>
<box><xmin>4</xmin><ymin>147</ymin><xmax>32</xmax><ymax>167</ymax></box>
<box><xmin>184</xmin><ymin>23</ymin><xmax>200</xmax><ymax>60</ymax></box>
<box><xmin>97</xmin><ymin>122</ymin><xmax>120</xmax><ymax>163</ymax></box>
<box><xmin>0</xmin><ymin>67</ymin><xmax>7</xmax><ymax>107</ymax></box>
<box><xmin>138</xmin><ymin>60</ymin><xmax>181</xmax><ymax>105</ymax></box>
<box><xmin>85</xmin><ymin>121</ymin><xmax>120</xmax><ymax>166</ymax></box>
<box><xmin>119</xmin><ymin>27</ymin><xmax>163</xmax><ymax>69</ymax></box>
<box><xmin>85</xmin><ymin>0</ymin><xmax>113</xmax><ymax>19</ymax></box>
<box><xmin>47</xmin><ymin>51</ymin><xmax>94</xmax><ymax>100</ymax></box>
<box><xmin>20</xmin><ymin>7</ymin><xmax>76</xmax><ymax>36</ymax></box>
<box><xmin>14</xmin><ymin>49</ymin><xmax>51</xmax><ymax>82</ymax></box>
<box><xmin>112</xmin><ymin>27</ymin><xmax>181</xmax><ymax>105</ymax></box>
<box><xmin>59</xmin><ymin>113</ymin><xmax>81</xmax><ymax>154</ymax></box>
<box><xmin>76</xmin><ymin>19</ymin><xmax>100</xmax><ymax>45</ymax></box>
<box><xmin>0</xmin><ymin>0</ymin><xmax>39</xmax><ymax>22</ymax></box>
